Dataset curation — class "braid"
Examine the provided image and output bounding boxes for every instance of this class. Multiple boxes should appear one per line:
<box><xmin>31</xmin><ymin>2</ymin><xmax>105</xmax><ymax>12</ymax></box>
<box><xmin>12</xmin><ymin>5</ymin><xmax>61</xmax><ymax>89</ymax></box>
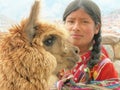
<box><xmin>88</xmin><ymin>31</ymin><xmax>101</xmax><ymax>69</ymax></box>
<box><xmin>86</xmin><ymin>30</ymin><xmax>102</xmax><ymax>84</ymax></box>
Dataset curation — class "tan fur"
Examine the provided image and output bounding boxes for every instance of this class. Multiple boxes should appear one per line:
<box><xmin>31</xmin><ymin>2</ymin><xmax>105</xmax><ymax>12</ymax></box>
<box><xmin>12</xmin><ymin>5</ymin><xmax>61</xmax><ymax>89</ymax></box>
<box><xmin>0</xmin><ymin>1</ymin><xmax>79</xmax><ymax>90</ymax></box>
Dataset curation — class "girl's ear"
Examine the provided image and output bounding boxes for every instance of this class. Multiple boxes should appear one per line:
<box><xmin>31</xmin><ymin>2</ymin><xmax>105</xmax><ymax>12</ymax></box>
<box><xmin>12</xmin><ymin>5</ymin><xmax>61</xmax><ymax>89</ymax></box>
<box><xmin>95</xmin><ymin>23</ymin><xmax>101</xmax><ymax>34</ymax></box>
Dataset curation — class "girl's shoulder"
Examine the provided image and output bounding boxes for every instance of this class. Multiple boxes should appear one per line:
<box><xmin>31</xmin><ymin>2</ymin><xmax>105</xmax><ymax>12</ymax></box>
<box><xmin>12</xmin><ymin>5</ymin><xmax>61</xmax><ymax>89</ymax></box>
<box><xmin>101</xmin><ymin>45</ymin><xmax>109</xmax><ymax>58</ymax></box>
<box><xmin>92</xmin><ymin>52</ymin><xmax>118</xmax><ymax>80</ymax></box>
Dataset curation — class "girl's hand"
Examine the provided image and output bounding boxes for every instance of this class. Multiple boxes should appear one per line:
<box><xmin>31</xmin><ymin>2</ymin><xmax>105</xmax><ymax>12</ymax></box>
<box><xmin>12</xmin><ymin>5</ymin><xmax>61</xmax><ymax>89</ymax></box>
<box><xmin>57</xmin><ymin>69</ymin><xmax>73</xmax><ymax>80</ymax></box>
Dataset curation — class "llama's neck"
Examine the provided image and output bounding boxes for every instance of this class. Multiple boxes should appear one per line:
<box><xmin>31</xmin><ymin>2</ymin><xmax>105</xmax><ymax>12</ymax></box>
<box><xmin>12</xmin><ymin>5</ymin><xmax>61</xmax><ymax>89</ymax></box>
<box><xmin>0</xmin><ymin>55</ymin><xmax>49</xmax><ymax>90</ymax></box>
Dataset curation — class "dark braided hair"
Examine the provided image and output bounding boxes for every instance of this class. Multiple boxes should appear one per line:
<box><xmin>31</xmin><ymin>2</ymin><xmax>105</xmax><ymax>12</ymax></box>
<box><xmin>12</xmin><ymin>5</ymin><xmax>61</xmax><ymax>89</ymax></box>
<box><xmin>63</xmin><ymin>0</ymin><xmax>102</xmax><ymax>83</ymax></box>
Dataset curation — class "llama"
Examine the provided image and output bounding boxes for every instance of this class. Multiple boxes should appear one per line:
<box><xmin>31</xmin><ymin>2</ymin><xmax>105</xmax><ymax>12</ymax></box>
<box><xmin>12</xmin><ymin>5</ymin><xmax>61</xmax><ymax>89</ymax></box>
<box><xmin>0</xmin><ymin>0</ymin><xmax>80</xmax><ymax>90</ymax></box>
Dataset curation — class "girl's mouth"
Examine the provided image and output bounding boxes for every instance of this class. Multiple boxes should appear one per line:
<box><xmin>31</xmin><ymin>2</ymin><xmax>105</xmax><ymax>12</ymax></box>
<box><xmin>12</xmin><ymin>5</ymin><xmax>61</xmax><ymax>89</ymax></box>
<box><xmin>71</xmin><ymin>34</ymin><xmax>83</xmax><ymax>39</ymax></box>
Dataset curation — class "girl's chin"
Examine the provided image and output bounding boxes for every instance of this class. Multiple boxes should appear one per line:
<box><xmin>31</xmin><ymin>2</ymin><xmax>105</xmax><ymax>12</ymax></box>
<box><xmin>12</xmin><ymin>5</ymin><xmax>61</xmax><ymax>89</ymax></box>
<box><xmin>69</xmin><ymin>40</ymin><xmax>80</xmax><ymax>46</ymax></box>
<box><xmin>69</xmin><ymin>38</ymin><xmax>80</xmax><ymax>42</ymax></box>
<box><xmin>71</xmin><ymin>36</ymin><xmax>81</xmax><ymax>39</ymax></box>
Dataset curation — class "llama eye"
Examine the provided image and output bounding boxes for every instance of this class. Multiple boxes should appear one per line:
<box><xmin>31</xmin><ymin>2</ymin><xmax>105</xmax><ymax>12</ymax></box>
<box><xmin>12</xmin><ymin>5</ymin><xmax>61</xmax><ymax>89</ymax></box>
<box><xmin>43</xmin><ymin>35</ymin><xmax>56</xmax><ymax>46</ymax></box>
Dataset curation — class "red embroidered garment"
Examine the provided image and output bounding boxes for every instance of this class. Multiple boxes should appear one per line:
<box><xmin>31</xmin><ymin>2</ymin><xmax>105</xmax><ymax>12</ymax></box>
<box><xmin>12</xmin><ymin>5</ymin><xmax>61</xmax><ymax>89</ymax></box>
<box><xmin>71</xmin><ymin>46</ymin><xmax>118</xmax><ymax>83</ymax></box>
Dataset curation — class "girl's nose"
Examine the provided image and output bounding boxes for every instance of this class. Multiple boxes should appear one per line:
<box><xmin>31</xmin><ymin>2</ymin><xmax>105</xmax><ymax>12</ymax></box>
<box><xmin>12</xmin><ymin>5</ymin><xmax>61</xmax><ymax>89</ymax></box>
<box><xmin>72</xmin><ymin>22</ymin><xmax>80</xmax><ymax>31</ymax></box>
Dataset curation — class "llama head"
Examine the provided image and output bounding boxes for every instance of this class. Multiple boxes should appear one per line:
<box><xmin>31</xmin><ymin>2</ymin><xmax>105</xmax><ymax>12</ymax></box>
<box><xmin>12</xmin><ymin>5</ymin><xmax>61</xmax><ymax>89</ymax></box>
<box><xmin>16</xmin><ymin>0</ymin><xmax>80</xmax><ymax>75</ymax></box>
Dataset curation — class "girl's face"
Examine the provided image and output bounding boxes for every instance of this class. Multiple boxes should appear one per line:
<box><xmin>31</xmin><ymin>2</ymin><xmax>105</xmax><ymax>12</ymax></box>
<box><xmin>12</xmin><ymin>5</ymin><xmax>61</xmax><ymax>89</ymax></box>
<box><xmin>65</xmin><ymin>9</ymin><xmax>100</xmax><ymax>52</ymax></box>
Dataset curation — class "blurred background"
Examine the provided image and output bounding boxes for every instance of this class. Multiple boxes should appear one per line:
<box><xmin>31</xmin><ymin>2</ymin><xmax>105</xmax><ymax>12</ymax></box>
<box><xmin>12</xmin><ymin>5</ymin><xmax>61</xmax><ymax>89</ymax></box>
<box><xmin>0</xmin><ymin>0</ymin><xmax>120</xmax><ymax>32</ymax></box>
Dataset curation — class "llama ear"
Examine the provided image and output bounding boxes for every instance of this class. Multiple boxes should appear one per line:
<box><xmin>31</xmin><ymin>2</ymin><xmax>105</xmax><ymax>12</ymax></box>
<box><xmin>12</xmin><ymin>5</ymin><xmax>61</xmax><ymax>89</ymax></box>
<box><xmin>23</xmin><ymin>0</ymin><xmax>40</xmax><ymax>43</ymax></box>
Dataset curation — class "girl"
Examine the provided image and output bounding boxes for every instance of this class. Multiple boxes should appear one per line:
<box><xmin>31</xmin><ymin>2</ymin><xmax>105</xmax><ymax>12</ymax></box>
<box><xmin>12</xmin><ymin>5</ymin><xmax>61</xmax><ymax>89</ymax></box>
<box><xmin>60</xmin><ymin>0</ymin><xmax>118</xmax><ymax>84</ymax></box>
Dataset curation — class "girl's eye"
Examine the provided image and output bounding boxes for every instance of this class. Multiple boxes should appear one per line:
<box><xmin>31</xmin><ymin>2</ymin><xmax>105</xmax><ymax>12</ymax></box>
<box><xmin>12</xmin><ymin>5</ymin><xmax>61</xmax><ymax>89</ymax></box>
<box><xmin>66</xmin><ymin>20</ymin><xmax>75</xmax><ymax>25</ymax></box>
<box><xmin>43</xmin><ymin>35</ymin><xmax>56</xmax><ymax>46</ymax></box>
<box><xmin>83</xmin><ymin>20</ymin><xmax>89</xmax><ymax>23</ymax></box>
<box><xmin>68</xmin><ymin>20</ymin><xmax>74</xmax><ymax>23</ymax></box>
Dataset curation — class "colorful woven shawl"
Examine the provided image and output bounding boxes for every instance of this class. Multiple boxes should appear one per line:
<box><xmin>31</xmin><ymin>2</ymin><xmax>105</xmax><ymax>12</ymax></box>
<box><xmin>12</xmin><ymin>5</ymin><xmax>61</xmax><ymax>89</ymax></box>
<box><xmin>56</xmin><ymin>78</ymin><xmax>120</xmax><ymax>90</ymax></box>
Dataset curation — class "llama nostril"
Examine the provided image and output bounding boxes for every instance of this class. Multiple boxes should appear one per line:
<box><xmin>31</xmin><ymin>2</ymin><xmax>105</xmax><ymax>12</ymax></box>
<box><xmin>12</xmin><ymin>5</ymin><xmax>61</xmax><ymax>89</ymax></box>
<box><xmin>74</xmin><ymin>46</ymin><xmax>80</xmax><ymax>54</ymax></box>
<box><xmin>75</xmin><ymin>49</ymin><xmax>78</xmax><ymax>54</ymax></box>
